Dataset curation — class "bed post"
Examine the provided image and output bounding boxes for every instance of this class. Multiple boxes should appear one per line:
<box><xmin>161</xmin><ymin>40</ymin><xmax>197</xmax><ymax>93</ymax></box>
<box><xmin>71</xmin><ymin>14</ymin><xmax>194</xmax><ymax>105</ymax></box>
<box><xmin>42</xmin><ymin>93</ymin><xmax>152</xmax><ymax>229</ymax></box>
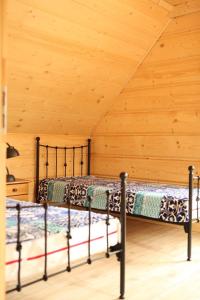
<box><xmin>35</xmin><ymin>137</ymin><xmax>40</xmax><ymax>203</ymax></box>
<box><xmin>87</xmin><ymin>138</ymin><xmax>91</xmax><ymax>176</ymax></box>
<box><xmin>188</xmin><ymin>165</ymin><xmax>194</xmax><ymax>261</ymax></box>
<box><xmin>119</xmin><ymin>172</ymin><xmax>128</xmax><ymax>299</ymax></box>
<box><xmin>16</xmin><ymin>203</ymin><xmax>22</xmax><ymax>292</ymax></box>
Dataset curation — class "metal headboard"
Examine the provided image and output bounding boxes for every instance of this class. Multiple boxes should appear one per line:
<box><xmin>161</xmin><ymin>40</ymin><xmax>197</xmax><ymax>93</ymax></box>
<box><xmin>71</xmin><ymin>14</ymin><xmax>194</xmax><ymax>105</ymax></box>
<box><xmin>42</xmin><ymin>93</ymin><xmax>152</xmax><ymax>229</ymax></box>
<box><xmin>35</xmin><ymin>137</ymin><xmax>91</xmax><ymax>202</ymax></box>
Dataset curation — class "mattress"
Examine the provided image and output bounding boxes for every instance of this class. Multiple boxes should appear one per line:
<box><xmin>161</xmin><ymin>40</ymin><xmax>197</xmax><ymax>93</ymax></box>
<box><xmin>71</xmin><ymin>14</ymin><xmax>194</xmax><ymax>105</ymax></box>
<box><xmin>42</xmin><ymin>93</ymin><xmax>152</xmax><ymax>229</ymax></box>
<box><xmin>6</xmin><ymin>198</ymin><xmax>120</xmax><ymax>286</ymax></box>
<box><xmin>38</xmin><ymin>176</ymin><xmax>199</xmax><ymax>223</ymax></box>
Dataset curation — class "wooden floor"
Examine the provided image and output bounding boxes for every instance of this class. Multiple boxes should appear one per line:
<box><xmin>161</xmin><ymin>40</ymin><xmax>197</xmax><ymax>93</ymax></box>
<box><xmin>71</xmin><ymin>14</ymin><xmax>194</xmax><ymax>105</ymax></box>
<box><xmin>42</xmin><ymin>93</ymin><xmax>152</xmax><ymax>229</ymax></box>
<box><xmin>6</xmin><ymin>219</ymin><xmax>200</xmax><ymax>300</ymax></box>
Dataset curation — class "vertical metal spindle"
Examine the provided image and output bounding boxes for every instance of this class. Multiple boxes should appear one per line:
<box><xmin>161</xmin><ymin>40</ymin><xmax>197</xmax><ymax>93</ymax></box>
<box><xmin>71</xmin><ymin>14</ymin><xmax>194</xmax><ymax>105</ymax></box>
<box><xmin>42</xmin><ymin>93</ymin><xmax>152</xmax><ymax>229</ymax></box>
<box><xmin>87</xmin><ymin>195</ymin><xmax>92</xmax><ymax>264</ymax></box>
<box><xmin>105</xmin><ymin>190</ymin><xmax>110</xmax><ymax>258</ymax></box>
<box><xmin>46</xmin><ymin>146</ymin><xmax>49</xmax><ymax>178</ymax></box>
<box><xmin>72</xmin><ymin>147</ymin><xmax>75</xmax><ymax>176</ymax></box>
<box><xmin>55</xmin><ymin>147</ymin><xmax>58</xmax><ymax>178</ymax></box>
<box><xmin>188</xmin><ymin>165</ymin><xmax>194</xmax><ymax>261</ymax></box>
<box><xmin>87</xmin><ymin>139</ymin><xmax>91</xmax><ymax>176</ymax></box>
<box><xmin>43</xmin><ymin>203</ymin><xmax>48</xmax><ymax>281</ymax></box>
<box><xmin>197</xmin><ymin>176</ymin><xmax>200</xmax><ymax>222</ymax></box>
<box><xmin>35</xmin><ymin>137</ymin><xmax>40</xmax><ymax>203</ymax></box>
<box><xmin>64</xmin><ymin>147</ymin><xmax>67</xmax><ymax>177</ymax></box>
<box><xmin>119</xmin><ymin>172</ymin><xmax>128</xmax><ymax>299</ymax></box>
<box><xmin>66</xmin><ymin>197</ymin><xmax>72</xmax><ymax>272</ymax></box>
<box><xmin>16</xmin><ymin>204</ymin><xmax>22</xmax><ymax>292</ymax></box>
<box><xmin>80</xmin><ymin>146</ymin><xmax>83</xmax><ymax>176</ymax></box>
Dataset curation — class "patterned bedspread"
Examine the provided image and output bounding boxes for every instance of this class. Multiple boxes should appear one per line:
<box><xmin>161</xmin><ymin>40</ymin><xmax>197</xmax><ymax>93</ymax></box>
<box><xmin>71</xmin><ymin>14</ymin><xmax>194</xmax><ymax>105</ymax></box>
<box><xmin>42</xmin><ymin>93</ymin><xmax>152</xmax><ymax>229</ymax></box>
<box><xmin>38</xmin><ymin>176</ymin><xmax>194</xmax><ymax>223</ymax></box>
<box><xmin>6</xmin><ymin>198</ymin><xmax>109</xmax><ymax>244</ymax></box>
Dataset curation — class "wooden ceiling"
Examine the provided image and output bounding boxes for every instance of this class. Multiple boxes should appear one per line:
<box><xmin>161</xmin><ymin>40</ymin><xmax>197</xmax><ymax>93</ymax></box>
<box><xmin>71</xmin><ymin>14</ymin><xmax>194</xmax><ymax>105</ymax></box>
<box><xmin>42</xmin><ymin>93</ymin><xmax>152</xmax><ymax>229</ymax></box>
<box><xmin>5</xmin><ymin>0</ymin><xmax>171</xmax><ymax>135</ymax></box>
<box><xmin>165</xmin><ymin>0</ymin><xmax>187</xmax><ymax>5</ymax></box>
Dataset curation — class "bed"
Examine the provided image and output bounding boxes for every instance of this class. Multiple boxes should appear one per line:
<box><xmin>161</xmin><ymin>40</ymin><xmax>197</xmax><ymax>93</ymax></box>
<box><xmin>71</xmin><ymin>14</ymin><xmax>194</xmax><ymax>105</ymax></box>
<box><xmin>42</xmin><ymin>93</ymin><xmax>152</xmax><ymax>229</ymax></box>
<box><xmin>35</xmin><ymin>137</ymin><xmax>200</xmax><ymax>262</ymax></box>
<box><xmin>38</xmin><ymin>175</ymin><xmax>197</xmax><ymax>223</ymax></box>
<box><xmin>6</xmin><ymin>171</ymin><xmax>127</xmax><ymax>299</ymax></box>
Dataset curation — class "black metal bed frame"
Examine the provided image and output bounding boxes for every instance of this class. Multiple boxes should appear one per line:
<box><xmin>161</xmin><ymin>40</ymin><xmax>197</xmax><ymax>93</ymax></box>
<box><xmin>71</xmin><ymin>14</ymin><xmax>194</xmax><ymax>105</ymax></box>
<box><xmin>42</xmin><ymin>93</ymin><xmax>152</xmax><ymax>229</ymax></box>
<box><xmin>6</xmin><ymin>172</ymin><xmax>128</xmax><ymax>299</ymax></box>
<box><xmin>122</xmin><ymin>166</ymin><xmax>199</xmax><ymax>262</ymax></box>
<box><xmin>187</xmin><ymin>166</ymin><xmax>200</xmax><ymax>261</ymax></box>
<box><xmin>6</xmin><ymin>165</ymin><xmax>200</xmax><ymax>298</ymax></box>
<box><xmin>35</xmin><ymin>136</ymin><xmax>91</xmax><ymax>203</ymax></box>
<box><xmin>35</xmin><ymin>138</ymin><xmax>200</xmax><ymax>262</ymax></box>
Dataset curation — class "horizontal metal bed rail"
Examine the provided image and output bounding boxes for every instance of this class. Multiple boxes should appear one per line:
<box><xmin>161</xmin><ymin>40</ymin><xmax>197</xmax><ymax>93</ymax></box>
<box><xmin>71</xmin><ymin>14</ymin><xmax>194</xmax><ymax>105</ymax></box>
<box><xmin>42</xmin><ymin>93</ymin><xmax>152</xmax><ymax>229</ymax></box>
<box><xmin>39</xmin><ymin>144</ymin><xmax>88</xmax><ymax>150</ymax></box>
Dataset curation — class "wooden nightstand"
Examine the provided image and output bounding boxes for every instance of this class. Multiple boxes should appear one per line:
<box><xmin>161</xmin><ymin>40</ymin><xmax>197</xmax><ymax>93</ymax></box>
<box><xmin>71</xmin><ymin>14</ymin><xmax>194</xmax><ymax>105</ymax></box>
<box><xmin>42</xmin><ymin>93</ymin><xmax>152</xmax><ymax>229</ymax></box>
<box><xmin>6</xmin><ymin>179</ymin><xmax>30</xmax><ymax>201</ymax></box>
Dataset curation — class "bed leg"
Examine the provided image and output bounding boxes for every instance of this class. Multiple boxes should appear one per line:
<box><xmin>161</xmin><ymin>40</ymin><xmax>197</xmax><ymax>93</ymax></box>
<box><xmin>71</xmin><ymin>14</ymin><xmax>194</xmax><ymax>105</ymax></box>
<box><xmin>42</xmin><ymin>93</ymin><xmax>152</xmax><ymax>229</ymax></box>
<box><xmin>187</xmin><ymin>166</ymin><xmax>194</xmax><ymax>261</ymax></box>
<box><xmin>119</xmin><ymin>172</ymin><xmax>128</xmax><ymax>299</ymax></box>
<box><xmin>43</xmin><ymin>203</ymin><xmax>48</xmax><ymax>280</ymax></box>
<box><xmin>16</xmin><ymin>204</ymin><xmax>22</xmax><ymax>292</ymax></box>
<box><xmin>187</xmin><ymin>228</ymin><xmax>192</xmax><ymax>261</ymax></box>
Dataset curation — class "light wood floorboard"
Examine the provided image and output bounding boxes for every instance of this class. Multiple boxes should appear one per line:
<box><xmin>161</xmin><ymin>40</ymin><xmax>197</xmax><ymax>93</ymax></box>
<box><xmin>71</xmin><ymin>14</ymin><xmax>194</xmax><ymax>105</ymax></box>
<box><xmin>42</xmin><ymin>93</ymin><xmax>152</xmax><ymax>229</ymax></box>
<box><xmin>6</xmin><ymin>219</ymin><xmax>200</xmax><ymax>300</ymax></box>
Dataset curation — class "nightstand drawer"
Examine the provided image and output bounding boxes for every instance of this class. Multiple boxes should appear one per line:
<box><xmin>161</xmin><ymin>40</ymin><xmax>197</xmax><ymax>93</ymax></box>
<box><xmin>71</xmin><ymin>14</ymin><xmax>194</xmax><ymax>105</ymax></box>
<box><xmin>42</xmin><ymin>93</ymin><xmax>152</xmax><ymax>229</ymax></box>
<box><xmin>7</xmin><ymin>183</ymin><xmax>28</xmax><ymax>196</ymax></box>
<box><xmin>11</xmin><ymin>194</ymin><xmax>29</xmax><ymax>201</ymax></box>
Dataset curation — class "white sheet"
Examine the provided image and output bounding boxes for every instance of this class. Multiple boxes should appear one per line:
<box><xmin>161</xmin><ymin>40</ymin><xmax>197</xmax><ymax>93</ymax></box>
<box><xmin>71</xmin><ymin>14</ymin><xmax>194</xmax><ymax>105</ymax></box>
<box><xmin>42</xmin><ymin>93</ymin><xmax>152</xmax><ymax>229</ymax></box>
<box><xmin>6</xmin><ymin>216</ymin><xmax>120</xmax><ymax>286</ymax></box>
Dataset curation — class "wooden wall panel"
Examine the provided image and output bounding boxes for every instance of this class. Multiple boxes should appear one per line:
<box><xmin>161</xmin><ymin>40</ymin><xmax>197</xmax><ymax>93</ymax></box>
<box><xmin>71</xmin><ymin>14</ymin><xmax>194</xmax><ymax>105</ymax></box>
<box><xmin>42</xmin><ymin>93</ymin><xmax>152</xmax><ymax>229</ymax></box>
<box><xmin>94</xmin><ymin>111</ymin><xmax>200</xmax><ymax>136</ymax></box>
<box><xmin>93</xmin><ymin>155</ymin><xmax>200</xmax><ymax>184</ymax></box>
<box><xmin>6</xmin><ymin>0</ymin><xmax>171</xmax><ymax>135</ymax></box>
<box><xmin>92</xmin><ymin>11</ymin><xmax>200</xmax><ymax>184</ymax></box>
<box><xmin>93</xmin><ymin>136</ymin><xmax>200</xmax><ymax>161</ymax></box>
<box><xmin>166</xmin><ymin>0</ymin><xmax>198</xmax><ymax>6</ymax></box>
<box><xmin>113</xmin><ymin>84</ymin><xmax>200</xmax><ymax>112</ymax></box>
<box><xmin>7</xmin><ymin>133</ymin><xmax>89</xmax><ymax>200</ymax></box>
<box><xmin>0</xmin><ymin>0</ymin><xmax>6</xmax><ymax>298</ymax></box>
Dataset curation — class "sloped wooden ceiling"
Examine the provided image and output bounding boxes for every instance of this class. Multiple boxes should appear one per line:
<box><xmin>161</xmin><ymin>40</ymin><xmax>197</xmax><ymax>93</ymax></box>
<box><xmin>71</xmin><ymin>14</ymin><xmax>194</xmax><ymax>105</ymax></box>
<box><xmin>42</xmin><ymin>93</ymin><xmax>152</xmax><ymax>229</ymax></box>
<box><xmin>6</xmin><ymin>0</ymin><xmax>172</xmax><ymax>135</ymax></box>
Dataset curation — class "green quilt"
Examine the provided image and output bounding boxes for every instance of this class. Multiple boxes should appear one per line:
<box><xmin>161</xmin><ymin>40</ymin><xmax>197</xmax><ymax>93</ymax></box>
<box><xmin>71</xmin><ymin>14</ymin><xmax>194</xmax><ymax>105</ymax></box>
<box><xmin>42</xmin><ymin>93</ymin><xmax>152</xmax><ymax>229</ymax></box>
<box><xmin>134</xmin><ymin>191</ymin><xmax>163</xmax><ymax>219</ymax></box>
<box><xmin>85</xmin><ymin>185</ymin><xmax>109</xmax><ymax>210</ymax></box>
<box><xmin>47</xmin><ymin>181</ymin><xmax>67</xmax><ymax>203</ymax></box>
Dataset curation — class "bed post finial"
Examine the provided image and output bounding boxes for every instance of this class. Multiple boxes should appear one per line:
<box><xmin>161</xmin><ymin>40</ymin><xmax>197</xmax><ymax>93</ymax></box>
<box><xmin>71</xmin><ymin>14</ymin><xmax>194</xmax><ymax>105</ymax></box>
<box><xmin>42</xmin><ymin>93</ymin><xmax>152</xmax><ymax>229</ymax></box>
<box><xmin>120</xmin><ymin>172</ymin><xmax>128</xmax><ymax>181</ymax></box>
<box><xmin>188</xmin><ymin>165</ymin><xmax>194</xmax><ymax>172</ymax></box>
<box><xmin>119</xmin><ymin>171</ymin><xmax>128</xmax><ymax>299</ymax></box>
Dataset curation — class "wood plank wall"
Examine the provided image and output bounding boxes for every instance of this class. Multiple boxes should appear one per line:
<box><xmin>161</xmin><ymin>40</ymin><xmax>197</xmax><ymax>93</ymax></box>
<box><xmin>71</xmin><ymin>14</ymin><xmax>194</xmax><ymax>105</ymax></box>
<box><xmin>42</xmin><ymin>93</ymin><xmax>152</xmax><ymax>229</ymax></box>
<box><xmin>92</xmin><ymin>11</ymin><xmax>200</xmax><ymax>184</ymax></box>
<box><xmin>1</xmin><ymin>1</ymin><xmax>6</xmax><ymax>299</ymax></box>
<box><xmin>0</xmin><ymin>0</ymin><xmax>6</xmax><ymax>298</ymax></box>
<box><xmin>6</xmin><ymin>133</ymin><xmax>89</xmax><ymax>200</ymax></box>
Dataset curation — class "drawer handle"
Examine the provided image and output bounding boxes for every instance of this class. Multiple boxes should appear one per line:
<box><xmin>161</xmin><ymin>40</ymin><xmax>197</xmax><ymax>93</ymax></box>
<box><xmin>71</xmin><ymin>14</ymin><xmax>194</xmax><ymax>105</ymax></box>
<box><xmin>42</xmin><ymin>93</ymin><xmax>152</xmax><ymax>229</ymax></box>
<box><xmin>12</xmin><ymin>188</ymin><xmax>18</xmax><ymax>192</ymax></box>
